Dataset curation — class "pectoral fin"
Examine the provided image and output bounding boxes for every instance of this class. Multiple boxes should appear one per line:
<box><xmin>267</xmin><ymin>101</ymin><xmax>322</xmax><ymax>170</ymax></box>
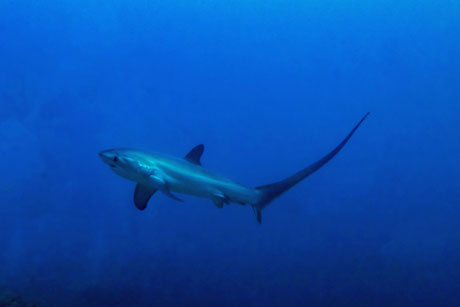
<box><xmin>134</xmin><ymin>184</ymin><xmax>157</xmax><ymax>210</ymax></box>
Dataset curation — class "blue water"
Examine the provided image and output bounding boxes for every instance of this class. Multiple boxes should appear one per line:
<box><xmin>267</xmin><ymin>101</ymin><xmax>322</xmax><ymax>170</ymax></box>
<box><xmin>1</xmin><ymin>0</ymin><xmax>459</xmax><ymax>306</ymax></box>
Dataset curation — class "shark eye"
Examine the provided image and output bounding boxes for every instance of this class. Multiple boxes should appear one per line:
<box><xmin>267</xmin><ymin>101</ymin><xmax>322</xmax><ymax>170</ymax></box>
<box><xmin>113</xmin><ymin>156</ymin><xmax>119</xmax><ymax>162</ymax></box>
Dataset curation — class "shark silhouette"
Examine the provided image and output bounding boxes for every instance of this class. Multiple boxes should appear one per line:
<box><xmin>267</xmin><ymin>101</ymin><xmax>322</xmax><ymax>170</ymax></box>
<box><xmin>100</xmin><ymin>113</ymin><xmax>369</xmax><ymax>223</ymax></box>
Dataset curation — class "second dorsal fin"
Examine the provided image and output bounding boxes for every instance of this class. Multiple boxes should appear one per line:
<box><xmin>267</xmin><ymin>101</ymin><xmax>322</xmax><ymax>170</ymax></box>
<box><xmin>185</xmin><ymin>144</ymin><xmax>204</xmax><ymax>165</ymax></box>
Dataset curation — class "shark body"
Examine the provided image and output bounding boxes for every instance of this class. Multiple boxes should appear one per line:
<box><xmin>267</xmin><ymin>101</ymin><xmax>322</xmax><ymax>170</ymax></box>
<box><xmin>100</xmin><ymin>113</ymin><xmax>369</xmax><ymax>223</ymax></box>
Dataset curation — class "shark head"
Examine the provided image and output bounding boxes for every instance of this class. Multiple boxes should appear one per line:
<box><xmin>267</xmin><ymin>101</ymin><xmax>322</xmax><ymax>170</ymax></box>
<box><xmin>99</xmin><ymin>149</ymin><xmax>148</xmax><ymax>182</ymax></box>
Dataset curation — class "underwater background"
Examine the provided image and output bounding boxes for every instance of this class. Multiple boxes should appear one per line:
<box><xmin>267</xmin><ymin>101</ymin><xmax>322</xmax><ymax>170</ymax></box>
<box><xmin>0</xmin><ymin>0</ymin><xmax>459</xmax><ymax>306</ymax></box>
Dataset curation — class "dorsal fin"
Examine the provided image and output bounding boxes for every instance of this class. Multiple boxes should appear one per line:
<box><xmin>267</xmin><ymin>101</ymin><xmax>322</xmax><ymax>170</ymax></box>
<box><xmin>185</xmin><ymin>144</ymin><xmax>204</xmax><ymax>165</ymax></box>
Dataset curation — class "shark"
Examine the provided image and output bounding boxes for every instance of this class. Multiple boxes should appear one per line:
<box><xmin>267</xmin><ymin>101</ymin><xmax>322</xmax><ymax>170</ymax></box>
<box><xmin>99</xmin><ymin>112</ymin><xmax>369</xmax><ymax>223</ymax></box>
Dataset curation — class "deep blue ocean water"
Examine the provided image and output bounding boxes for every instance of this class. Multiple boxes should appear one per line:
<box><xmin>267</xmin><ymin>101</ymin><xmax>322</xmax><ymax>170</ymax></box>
<box><xmin>0</xmin><ymin>0</ymin><xmax>459</xmax><ymax>306</ymax></box>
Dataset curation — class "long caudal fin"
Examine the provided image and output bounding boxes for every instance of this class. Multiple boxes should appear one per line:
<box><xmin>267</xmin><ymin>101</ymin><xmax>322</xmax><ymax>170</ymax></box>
<box><xmin>253</xmin><ymin>112</ymin><xmax>370</xmax><ymax>223</ymax></box>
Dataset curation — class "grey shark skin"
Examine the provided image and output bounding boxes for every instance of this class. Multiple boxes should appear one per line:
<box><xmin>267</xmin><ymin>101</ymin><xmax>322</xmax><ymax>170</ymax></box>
<box><xmin>100</xmin><ymin>113</ymin><xmax>369</xmax><ymax>223</ymax></box>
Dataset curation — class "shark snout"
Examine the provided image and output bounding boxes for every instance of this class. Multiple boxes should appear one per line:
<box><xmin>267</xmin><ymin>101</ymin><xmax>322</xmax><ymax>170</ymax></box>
<box><xmin>99</xmin><ymin>150</ymin><xmax>112</xmax><ymax>160</ymax></box>
<box><xmin>99</xmin><ymin>150</ymin><xmax>118</xmax><ymax>167</ymax></box>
